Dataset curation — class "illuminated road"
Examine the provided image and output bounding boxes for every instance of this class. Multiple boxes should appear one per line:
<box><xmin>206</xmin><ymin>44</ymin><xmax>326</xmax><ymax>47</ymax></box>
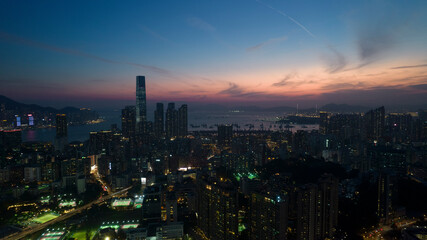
<box><xmin>91</xmin><ymin>166</ymin><xmax>113</xmax><ymax>195</ymax></box>
<box><xmin>189</xmin><ymin>226</ymin><xmax>209</xmax><ymax>240</ymax></box>
<box><xmin>362</xmin><ymin>219</ymin><xmax>418</xmax><ymax>240</ymax></box>
<box><xmin>1</xmin><ymin>186</ymin><xmax>132</xmax><ymax>240</ymax></box>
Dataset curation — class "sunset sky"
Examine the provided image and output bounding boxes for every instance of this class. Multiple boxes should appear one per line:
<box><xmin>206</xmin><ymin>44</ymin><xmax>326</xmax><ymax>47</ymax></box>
<box><xmin>1</xmin><ymin>0</ymin><xmax>427</xmax><ymax>109</ymax></box>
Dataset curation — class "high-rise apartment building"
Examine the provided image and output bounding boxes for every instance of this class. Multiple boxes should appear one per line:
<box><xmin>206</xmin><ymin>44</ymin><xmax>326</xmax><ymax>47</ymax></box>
<box><xmin>365</xmin><ymin>106</ymin><xmax>385</xmax><ymax>140</ymax></box>
<box><xmin>296</xmin><ymin>184</ymin><xmax>318</xmax><ymax>240</ymax></box>
<box><xmin>250</xmin><ymin>192</ymin><xmax>288</xmax><ymax>240</ymax></box>
<box><xmin>136</xmin><ymin>76</ymin><xmax>147</xmax><ymax>134</ymax></box>
<box><xmin>377</xmin><ymin>171</ymin><xmax>395</xmax><ymax>224</ymax></box>
<box><xmin>317</xmin><ymin>174</ymin><xmax>339</xmax><ymax>239</ymax></box>
<box><xmin>197</xmin><ymin>175</ymin><xmax>238</xmax><ymax>240</ymax></box>
<box><xmin>296</xmin><ymin>174</ymin><xmax>339</xmax><ymax>240</ymax></box>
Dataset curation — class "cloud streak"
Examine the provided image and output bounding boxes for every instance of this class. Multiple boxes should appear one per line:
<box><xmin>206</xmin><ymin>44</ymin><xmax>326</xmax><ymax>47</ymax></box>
<box><xmin>357</xmin><ymin>25</ymin><xmax>394</xmax><ymax>62</ymax></box>
<box><xmin>391</xmin><ymin>64</ymin><xmax>427</xmax><ymax>69</ymax></box>
<box><xmin>247</xmin><ymin>36</ymin><xmax>287</xmax><ymax>52</ymax></box>
<box><xmin>255</xmin><ymin>0</ymin><xmax>348</xmax><ymax>74</ymax></box>
<box><xmin>140</xmin><ymin>25</ymin><xmax>171</xmax><ymax>43</ymax></box>
<box><xmin>272</xmin><ymin>73</ymin><xmax>296</xmax><ymax>87</ymax></box>
<box><xmin>323</xmin><ymin>46</ymin><xmax>347</xmax><ymax>73</ymax></box>
<box><xmin>218</xmin><ymin>82</ymin><xmax>264</xmax><ymax>98</ymax></box>
<box><xmin>0</xmin><ymin>31</ymin><xmax>170</xmax><ymax>75</ymax></box>
<box><xmin>187</xmin><ymin>17</ymin><xmax>216</xmax><ymax>33</ymax></box>
<box><xmin>256</xmin><ymin>0</ymin><xmax>315</xmax><ymax>38</ymax></box>
<box><xmin>187</xmin><ymin>17</ymin><xmax>233</xmax><ymax>49</ymax></box>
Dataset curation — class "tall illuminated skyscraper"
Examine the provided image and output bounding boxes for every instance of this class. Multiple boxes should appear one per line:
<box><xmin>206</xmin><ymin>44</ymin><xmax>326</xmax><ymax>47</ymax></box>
<box><xmin>136</xmin><ymin>76</ymin><xmax>147</xmax><ymax>133</ymax></box>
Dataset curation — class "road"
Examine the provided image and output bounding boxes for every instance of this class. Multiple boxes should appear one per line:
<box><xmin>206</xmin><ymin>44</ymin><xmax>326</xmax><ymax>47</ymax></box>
<box><xmin>91</xmin><ymin>166</ymin><xmax>112</xmax><ymax>195</ymax></box>
<box><xmin>1</xmin><ymin>186</ymin><xmax>132</xmax><ymax>240</ymax></box>
<box><xmin>362</xmin><ymin>219</ymin><xmax>418</xmax><ymax>240</ymax></box>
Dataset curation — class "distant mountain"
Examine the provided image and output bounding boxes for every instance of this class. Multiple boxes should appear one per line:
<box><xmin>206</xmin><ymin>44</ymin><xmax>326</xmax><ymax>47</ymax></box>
<box><xmin>0</xmin><ymin>95</ymin><xmax>99</xmax><ymax>125</ymax></box>
<box><xmin>319</xmin><ymin>103</ymin><xmax>371</xmax><ymax>113</ymax></box>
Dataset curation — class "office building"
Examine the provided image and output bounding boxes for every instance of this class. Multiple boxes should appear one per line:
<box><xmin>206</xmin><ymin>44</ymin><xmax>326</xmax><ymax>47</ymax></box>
<box><xmin>154</xmin><ymin>103</ymin><xmax>164</xmax><ymax>137</ymax></box>
<box><xmin>55</xmin><ymin>114</ymin><xmax>68</xmax><ymax>152</ymax></box>
<box><xmin>319</xmin><ymin>111</ymin><xmax>328</xmax><ymax>135</ymax></box>
<box><xmin>142</xmin><ymin>185</ymin><xmax>162</xmax><ymax>223</ymax></box>
<box><xmin>218</xmin><ymin>125</ymin><xmax>233</xmax><ymax>145</ymax></box>
<box><xmin>165</xmin><ymin>103</ymin><xmax>177</xmax><ymax>138</ymax></box>
<box><xmin>56</xmin><ymin>114</ymin><xmax>67</xmax><ymax>137</ymax></box>
<box><xmin>0</xmin><ymin>129</ymin><xmax>21</xmax><ymax>151</ymax></box>
<box><xmin>136</xmin><ymin>76</ymin><xmax>147</xmax><ymax>134</ymax></box>
<box><xmin>122</xmin><ymin>106</ymin><xmax>136</xmax><ymax>138</ymax></box>
<box><xmin>178</xmin><ymin>104</ymin><xmax>188</xmax><ymax>137</ymax></box>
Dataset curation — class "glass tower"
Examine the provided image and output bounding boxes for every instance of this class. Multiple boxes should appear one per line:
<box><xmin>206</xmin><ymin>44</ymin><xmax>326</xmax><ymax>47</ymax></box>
<box><xmin>136</xmin><ymin>76</ymin><xmax>147</xmax><ymax>133</ymax></box>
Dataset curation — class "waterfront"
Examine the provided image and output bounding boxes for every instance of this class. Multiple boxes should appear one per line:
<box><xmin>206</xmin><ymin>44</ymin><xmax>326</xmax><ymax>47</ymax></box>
<box><xmin>21</xmin><ymin>110</ymin><xmax>319</xmax><ymax>142</ymax></box>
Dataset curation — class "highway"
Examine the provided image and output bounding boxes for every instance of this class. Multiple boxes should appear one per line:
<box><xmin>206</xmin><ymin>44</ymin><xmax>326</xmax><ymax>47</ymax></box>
<box><xmin>1</xmin><ymin>186</ymin><xmax>132</xmax><ymax>240</ymax></box>
<box><xmin>362</xmin><ymin>219</ymin><xmax>418</xmax><ymax>240</ymax></box>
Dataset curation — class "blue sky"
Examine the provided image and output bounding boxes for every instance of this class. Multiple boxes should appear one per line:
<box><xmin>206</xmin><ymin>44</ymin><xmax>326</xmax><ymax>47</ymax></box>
<box><xmin>1</xmin><ymin>0</ymin><xmax>427</xmax><ymax>108</ymax></box>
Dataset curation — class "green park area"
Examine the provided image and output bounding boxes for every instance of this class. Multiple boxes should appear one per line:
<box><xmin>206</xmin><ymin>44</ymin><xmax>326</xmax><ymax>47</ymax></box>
<box><xmin>32</xmin><ymin>212</ymin><xmax>59</xmax><ymax>224</ymax></box>
<box><xmin>111</xmin><ymin>198</ymin><xmax>132</xmax><ymax>207</ymax></box>
<box><xmin>71</xmin><ymin>229</ymin><xmax>96</xmax><ymax>240</ymax></box>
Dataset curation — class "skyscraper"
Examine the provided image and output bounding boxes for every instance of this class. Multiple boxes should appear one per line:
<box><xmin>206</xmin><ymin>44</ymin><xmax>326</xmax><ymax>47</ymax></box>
<box><xmin>319</xmin><ymin>111</ymin><xmax>328</xmax><ymax>135</ymax></box>
<box><xmin>56</xmin><ymin>114</ymin><xmax>67</xmax><ymax>137</ymax></box>
<box><xmin>250</xmin><ymin>192</ymin><xmax>288</xmax><ymax>240</ymax></box>
<box><xmin>165</xmin><ymin>103</ymin><xmax>177</xmax><ymax>138</ymax></box>
<box><xmin>296</xmin><ymin>184</ymin><xmax>318</xmax><ymax>240</ymax></box>
<box><xmin>318</xmin><ymin>174</ymin><xmax>339</xmax><ymax>239</ymax></box>
<box><xmin>178</xmin><ymin>104</ymin><xmax>188</xmax><ymax>137</ymax></box>
<box><xmin>365</xmin><ymin>106</ymin><xmax>385</xmax><ymax>140</ymax></box>
<box><xmin>121</xmin><ymin>106</ymin><xmax>136</xmax><ymax>138</ymax></box>
<box><xmin>377</xmin><ymin>171</ymin><xmax>395</xmax><ymax>224</ymax></box>
<box><xmin>218</xmin><ymin>125</ymin><xmax>233</xmax><ymax>145</ymax></box>
<box><xmin>142</xmin><ymin>185</ymin><xmax>162</xmax><ymax>224</ymax></box>
<box><xmin>154</xmin><ymin>103</ymin><xmax>164</xmax><ymax>138</ymax></box>
<box><xmin>55</xmin><ymin>114</ymin><xmax>68</xmax><ymax>152</ymax></box>
<box><xmin>197</xmin><ymin>175</ymin><xmax>238</xmax><ymax>240</ymax></box>
<box><xmin>295</xmin><ymin>174</ymin><xmax>339</xmax><ymax>240</ymax></box>
<box><xmin>136</xmin><ymin>76</ymin><xmax>147</xmax><ymax>134</ymax></box>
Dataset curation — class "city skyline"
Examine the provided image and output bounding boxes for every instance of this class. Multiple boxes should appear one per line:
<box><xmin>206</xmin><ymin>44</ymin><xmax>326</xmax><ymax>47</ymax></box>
<box><xmin>1</xmin><ymin>2</ymin><xmax>426</xmax><ymax>239</ymax></box>
<box><xmin>1</xmin><ymin>1</ymin><xmax>427</xmax><ymax>109</ymax></box>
